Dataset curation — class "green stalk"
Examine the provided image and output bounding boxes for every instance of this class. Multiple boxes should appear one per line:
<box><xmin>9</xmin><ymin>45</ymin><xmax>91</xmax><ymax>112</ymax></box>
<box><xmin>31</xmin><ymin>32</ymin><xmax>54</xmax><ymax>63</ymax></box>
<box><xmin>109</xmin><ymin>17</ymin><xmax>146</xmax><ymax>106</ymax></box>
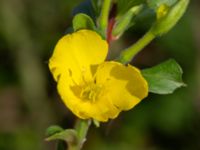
<box><xmin>70</xmin><ymin>119</ymin><xmax>91</xmax><ymax>150</ymax></box>
<box><xmin>99</xmin><ymin>0</ymin><xmax>112</xmax><ymax>37</ymax></box>
<box><xmin>68</xmin><ymin>145</ymin><xmax>79</xmax><ymax>150</ymax></box>
<box><xmin>117</xmin><ymin>30</ymin><xmax>155</xmax><ymax>64</ymax></box>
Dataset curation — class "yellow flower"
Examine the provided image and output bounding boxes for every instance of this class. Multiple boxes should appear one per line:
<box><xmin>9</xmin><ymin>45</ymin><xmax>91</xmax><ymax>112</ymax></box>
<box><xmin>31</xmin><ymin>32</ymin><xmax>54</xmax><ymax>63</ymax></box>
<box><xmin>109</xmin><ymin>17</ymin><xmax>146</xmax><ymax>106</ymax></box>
<box><xmin>49</xmin><ymin>30</ymin><xmax>148</xmax><ymax>122</ymax></box>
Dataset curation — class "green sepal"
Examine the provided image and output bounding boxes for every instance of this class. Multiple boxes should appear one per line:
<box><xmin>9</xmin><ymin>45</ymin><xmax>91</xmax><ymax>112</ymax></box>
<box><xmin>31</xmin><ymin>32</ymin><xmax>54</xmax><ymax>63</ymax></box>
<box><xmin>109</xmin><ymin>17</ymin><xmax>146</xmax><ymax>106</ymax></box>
<box><xmin>142</xmin><ymin>59</ymin><xmax>186</xmax><ymax>94</ymax></box>
<box><xmin>73</xmin><ymin>13</ymin><xmax>96</xmax><ymax>31</ymax></box>
<box><xmin>93</xmin><ymin>119</ymin><xmax>100</xmax><ymax>128</ymax></box>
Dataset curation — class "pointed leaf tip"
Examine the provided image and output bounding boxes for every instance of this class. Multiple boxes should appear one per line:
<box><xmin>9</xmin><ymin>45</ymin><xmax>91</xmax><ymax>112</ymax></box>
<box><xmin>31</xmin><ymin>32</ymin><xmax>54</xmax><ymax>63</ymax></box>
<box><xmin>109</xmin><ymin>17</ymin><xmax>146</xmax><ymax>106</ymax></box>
<box><xmin>142</xmin><ymin>59</ymin><xmax>186</xmax><ymax>94</ymax></box>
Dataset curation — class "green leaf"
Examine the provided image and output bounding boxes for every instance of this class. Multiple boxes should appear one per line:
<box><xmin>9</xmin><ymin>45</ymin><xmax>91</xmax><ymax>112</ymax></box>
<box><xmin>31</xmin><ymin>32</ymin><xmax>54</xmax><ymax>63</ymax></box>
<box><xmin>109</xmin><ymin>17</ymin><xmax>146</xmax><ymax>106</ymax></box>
<box><xmin>72</xmin><ymin>13</ymin><xmax>96</xmax><ymax>31</ymax></box>
<box><xmin>45</xmin><ymin>125</ymin><xmax>64</xmax><ymax>137</ymax></box>
<box><xmin>112</xmin><ymin>5</ymin><xmax>143</xmax><ymax>37</ymax></box>
<box><xmin>142</xmin><ymin>59</ymin><xmax>186</xmax><ymax>94</ymax></box>
<box><xmin>46</xmin><ymin>129</ymin><xmax>78</xmax><ymax>145</ymax></box>
<box><xmin>133</xmin><ymin>6</ymin><xmax>155</xmax><ymax>30</ymax></box>
<box><xmin>117</xmin><ymin>0</ymin><xmax>145</xmax><ymax>16</ymax></box>
<box><xmin>147</xmin><ymin>0</ymin><xmax>178</xmax><ymax>10</ymax></box>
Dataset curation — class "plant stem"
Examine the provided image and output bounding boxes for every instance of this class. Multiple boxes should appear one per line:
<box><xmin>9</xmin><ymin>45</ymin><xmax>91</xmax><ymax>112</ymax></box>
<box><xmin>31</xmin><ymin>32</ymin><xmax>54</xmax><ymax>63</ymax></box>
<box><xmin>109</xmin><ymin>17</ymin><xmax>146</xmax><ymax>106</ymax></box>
<box><xmin>117</xmin><ymin>30</ymin><xmax>156</xmax><ymax>64</ymax></box>
<box><xmin>68</xmin><ymin>145</ymin><xmax>79</xmax><ymax>150</ymax></box>
<box><xmin>73</xmin><ymin>119</ymin><xmax>91</xmax><ymax>150</ymax></box>
<box><xmin>99</xmin><ymin>0</ymin><xmax>112</xmax><ymax>37</ymax></box>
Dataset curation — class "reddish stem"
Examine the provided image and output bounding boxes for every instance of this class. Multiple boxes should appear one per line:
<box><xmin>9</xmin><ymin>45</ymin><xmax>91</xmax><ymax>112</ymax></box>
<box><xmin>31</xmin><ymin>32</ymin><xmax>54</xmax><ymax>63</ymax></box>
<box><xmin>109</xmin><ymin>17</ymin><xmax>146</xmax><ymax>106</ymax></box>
<box><xmin>106</xmin><ymin>18</ymin><xmax>116</xmax><ymax>44</ymax></box>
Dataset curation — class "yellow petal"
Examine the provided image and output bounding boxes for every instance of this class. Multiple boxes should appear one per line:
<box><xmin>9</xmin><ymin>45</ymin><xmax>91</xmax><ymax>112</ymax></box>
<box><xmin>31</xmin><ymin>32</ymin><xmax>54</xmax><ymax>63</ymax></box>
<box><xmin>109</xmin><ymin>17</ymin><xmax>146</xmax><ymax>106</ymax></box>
<box><xmin>95</xmin><ymin>61</ymin><xmax>148</xmax><ymax>111</ymax></box>
<box><xmin>57</xmin><ymin>73</ymin><xmax>115</xmax><ymax>122</ymax></box>
<box><xmin>49</xmin><ymin>29</ymin><xmax>108</xmax><ymax>84</ymax></box>
<box><xmin>55</xmin><ymin>61</ymin><xmax>148</xmax><ymax>122</ymax></box>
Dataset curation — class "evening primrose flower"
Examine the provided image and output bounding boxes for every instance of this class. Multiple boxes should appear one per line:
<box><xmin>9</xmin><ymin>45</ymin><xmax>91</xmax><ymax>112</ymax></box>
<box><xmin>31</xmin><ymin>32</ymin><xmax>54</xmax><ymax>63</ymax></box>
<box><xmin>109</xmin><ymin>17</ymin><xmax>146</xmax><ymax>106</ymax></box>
<box><xmin>49</xmin><ymin>30</ymin><xmax>148</xmax><ymax>122</ymax></box>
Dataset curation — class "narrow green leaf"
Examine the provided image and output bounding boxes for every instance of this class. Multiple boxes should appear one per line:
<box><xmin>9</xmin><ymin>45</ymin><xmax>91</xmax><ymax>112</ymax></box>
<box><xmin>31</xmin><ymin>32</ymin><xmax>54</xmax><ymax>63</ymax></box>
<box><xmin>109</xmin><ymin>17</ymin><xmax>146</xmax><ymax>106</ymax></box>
<box><xmin>112</xmin><ymin>5</ymin><xmax>143</xmax><ymax>37</ymax></box>
<box><xmin>45</xmin><ymin>125</ymin><xmax>64</xmax><ymax>137</ymax></box>
<box><xmin>142</xmin><ymin>59</ymin><xmax>186</xmax><ymax>94</ymax></box>
<box><xmin>73</xmin><ymin>13</ymin><xmax>96</xmax><ymax>31</ymax></box>
<box><xmin>117</xmin><ymin>0</ymin><xmax>145</xmax><ymax>16</ymax></box>
<box><xmin>46</xmin><ymin>129</ymin><xmax>78</xmax><ymax>145</ymax></box>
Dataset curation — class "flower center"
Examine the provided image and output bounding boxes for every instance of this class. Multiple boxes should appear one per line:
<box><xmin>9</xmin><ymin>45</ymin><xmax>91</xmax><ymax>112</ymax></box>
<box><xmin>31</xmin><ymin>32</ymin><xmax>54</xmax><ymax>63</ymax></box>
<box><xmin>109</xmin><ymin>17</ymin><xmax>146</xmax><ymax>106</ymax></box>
<box><xmin>80</xmin><ymin>83</ymin><xmax>102</xmax><ymax>102</ymax></box>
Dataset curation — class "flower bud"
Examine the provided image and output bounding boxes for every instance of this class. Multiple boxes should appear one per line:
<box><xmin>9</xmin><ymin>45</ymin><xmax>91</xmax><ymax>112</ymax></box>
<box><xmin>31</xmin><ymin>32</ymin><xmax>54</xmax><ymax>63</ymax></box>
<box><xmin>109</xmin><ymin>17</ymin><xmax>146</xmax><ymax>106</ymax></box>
<box><xmin>150</xmin><ymin>0</ymin><xmax>189</xmax><ymax>36</ymax></box>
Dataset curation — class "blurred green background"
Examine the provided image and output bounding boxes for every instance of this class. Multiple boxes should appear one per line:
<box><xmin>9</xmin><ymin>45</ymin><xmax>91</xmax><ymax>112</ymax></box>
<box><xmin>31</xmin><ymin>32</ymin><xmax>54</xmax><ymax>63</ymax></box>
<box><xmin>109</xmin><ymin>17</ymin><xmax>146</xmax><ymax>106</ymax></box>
<box><xmin>0</xmin><ymin>0</ymin><xmax>199</xmax><ymax>150</ymax></box>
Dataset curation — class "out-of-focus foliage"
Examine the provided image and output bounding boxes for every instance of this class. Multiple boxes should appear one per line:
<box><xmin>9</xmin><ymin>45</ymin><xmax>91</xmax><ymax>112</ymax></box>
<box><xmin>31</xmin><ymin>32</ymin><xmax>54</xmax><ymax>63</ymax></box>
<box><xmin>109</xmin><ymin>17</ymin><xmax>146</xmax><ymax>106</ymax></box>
<box><xmin>0</xmin><ymin>0</ymin><xmax>199</xmax><ymax>150</ymax></box>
